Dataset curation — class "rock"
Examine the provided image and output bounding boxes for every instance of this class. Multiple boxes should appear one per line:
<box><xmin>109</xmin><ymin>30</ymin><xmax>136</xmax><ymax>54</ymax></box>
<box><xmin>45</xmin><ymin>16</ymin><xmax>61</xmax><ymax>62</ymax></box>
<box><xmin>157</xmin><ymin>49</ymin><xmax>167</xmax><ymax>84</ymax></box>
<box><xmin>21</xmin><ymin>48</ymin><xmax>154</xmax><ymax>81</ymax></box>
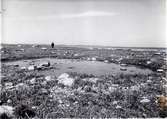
<box><xmin>30</xmin><ymin>78</ymin><xmax>36</xmax><ymax>84</ymax></box>
<box><xmin>120</xmin><ymin>63</ymin><xmax>127</xmax><ymax>66</ymax></box>
<box><xmin>41</xmin><ymin>47</ymin><xmax>47</xmax><ymax>50</ymax></box>
<box><xmin>45</xmin><ymin>76</ymin><xmax>52</xmax><ymax>81</ymax></box>
<box><xmin>40</xmin><ymin>88</ymin><xmax>48</xmax><ymax>94</ymax></box>
<box><xmin>0</xmin><ymin>105</ymin><xmax>14</xmax><ymax>118</ymax></box>
<box><xmin>157</xmin><ymin>69</ymin><xmax>164</xmax><ymax>73</ymax></box>
<box><xmin>57</xmin><ymin>73</ymin><xmax>75</xmax><ymax>87</ymax></box>
<box><xmin>39</xmin><ymin>61</ymin><xmax>50</xmax><ymax>67</ymax></box>
<box><xmin>162</xmin><ymin>77</ymin><xmax>167</xmax><ymax>82</ymax></box>
<box><xmin>28</xmin><ymin>65</ymin><xmax>36</xmax><ymax>71</ymax></box>
<box><xmin>109</xmin><ymin>86</ymin><xmax>117</xmax><ymax>93</ymax></box>
<box><xmin>17</xmin><ymin>45</ymin><xmax>21</xmax><ymax>47</ymax></box>
<box><xmin>146</xmin><ymin>80</ymin><xmax>152</xmax><ymax>83</ymax></box>
<box><xmin>113</xmin><ymin>101</ymin><xmax>118</xmax><ymax>105</ymax></box>
<box><xmin>20</xmin><ymin>67</ymin><xmax>26</xmax><ymax>70</ymax></box>
<box><xmin>7</xmin><ymin>99</ymin><xmax>12</xmax><ymax>104</ymax></box>
<box><xmin>147</xmin><ymin>61</ymin><xmax>152</xmax><ymax>64</ymax></box>
<box><xmin>92</xmin><ymin>57</ymin><xmax>96</xmax><ymax>61</ymax></box>
<box><xmin>82</xmin><ymin>78</ymin><xmax>99</xmax><ymax>83</ymax></box>
<box><xmin>15</xmin><ymin>83</ymin><xmax>30</xmax><ymax>91</ymax></box>
<box><xmin>104</xmin><ymin>60</ymin><xmax>109</xmax><ymax>63</ymax></box>
<box><xmin>84</xmin><ymin>85</ymin><xmax>92</xmax><ymax>92</ymax></box>
<box><xmin>41</xmin><ymin>81</ymin><xmax>47</xmax><ymax>86</ymax></box>
<box><xmin>5</xmin><ymin>82</ymin><xmax>13</xmax><ymax>89</ymax></box>
<box><xmin>130</xmin><ymin>85</ymin><xmax>140</xmax><ymax>91</ymax></box>
<box><xmin>140</xmin><ymin>97</ymin><xmax>150</xmax><ymax>103</ymax></box>
<box><xmin>115</xmin><ymin>105</ymin><xmax>122</xmax><ymax>109</ymax></box>
<box><xmin>120</xmin><ymin>67</ymin><xmax>127</xmax><ymax>71</ymax></box>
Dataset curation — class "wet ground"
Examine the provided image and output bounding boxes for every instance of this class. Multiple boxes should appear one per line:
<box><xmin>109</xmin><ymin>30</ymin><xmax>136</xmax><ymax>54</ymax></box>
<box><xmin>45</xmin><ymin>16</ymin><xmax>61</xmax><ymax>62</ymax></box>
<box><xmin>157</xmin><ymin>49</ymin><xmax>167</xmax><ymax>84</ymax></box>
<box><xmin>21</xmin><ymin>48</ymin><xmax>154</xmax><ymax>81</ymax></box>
<box><xmin>4</xmin><ymin>58</ymin><xmax>153</xmax><ymax>77</ymax></box>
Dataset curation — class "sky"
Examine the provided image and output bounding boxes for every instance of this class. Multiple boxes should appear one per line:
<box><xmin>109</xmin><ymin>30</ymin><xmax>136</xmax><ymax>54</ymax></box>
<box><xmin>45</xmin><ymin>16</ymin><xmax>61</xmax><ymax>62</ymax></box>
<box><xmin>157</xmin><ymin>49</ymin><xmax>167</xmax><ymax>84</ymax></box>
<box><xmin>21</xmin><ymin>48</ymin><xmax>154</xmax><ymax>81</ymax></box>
<box><xmin>1</xmin><ymin>0</ymin><xmax>166</xmax><ymax>47</ymax></box>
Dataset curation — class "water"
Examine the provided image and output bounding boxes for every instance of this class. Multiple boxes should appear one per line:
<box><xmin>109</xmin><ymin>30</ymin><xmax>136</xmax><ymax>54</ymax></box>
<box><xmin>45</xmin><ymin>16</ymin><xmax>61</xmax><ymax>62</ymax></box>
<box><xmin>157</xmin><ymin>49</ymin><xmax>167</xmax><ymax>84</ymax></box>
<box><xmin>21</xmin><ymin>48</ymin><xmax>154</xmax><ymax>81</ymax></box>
<box><xmin>5</xmin><ymin>58</ymin><xmax>152</xmax><ymax>76</ymax></box>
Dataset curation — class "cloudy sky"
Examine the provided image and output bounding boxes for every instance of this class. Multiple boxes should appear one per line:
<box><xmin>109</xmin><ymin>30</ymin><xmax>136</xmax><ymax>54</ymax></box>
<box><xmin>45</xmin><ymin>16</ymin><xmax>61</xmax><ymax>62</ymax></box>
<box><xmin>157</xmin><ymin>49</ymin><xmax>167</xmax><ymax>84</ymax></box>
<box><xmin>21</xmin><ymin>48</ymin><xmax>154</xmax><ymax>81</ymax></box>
<box><xmin>2</xmin><ymin>0</ymin><xmax>166</xmax><ymax>47</ymax></box>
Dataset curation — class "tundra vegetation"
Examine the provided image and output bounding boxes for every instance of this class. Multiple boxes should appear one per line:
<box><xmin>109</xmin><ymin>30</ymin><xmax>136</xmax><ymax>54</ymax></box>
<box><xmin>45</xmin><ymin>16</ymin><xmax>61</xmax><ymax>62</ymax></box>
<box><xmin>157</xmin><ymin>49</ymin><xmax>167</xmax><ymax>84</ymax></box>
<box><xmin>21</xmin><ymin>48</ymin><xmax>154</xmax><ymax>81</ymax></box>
<box><xmin>0</xmin><ymin>44</ymin><xmax>167</xmax><ymax>118</ymax></box>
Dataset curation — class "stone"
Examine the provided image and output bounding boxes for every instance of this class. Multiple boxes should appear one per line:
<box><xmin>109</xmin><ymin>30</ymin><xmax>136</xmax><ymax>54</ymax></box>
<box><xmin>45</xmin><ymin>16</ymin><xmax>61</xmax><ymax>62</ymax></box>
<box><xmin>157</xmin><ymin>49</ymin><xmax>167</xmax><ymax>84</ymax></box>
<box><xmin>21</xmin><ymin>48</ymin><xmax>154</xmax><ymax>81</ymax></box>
<box><xmin>0</xmin><ymin>105</ymin><xmax>14</xmax><ymax>118</ymax></box>
<box><xmin>157</xmin><ymin>69</ymin><xmax>164</xmax><ymax>73</ymax></box>
<box><xmin>113</xmin><ymin>101</ymin><xmax>118</xmax><ymax>105</ymax></box>
<box><xmin>115</xmin><ymin>105</ymin><xmax>122</xmax><ymax>109</ymax></box>
<box><xmin>20</xmin><ymin>67</ymin><xmax>26</xmax><ymax>70</ymax></box>
<box><xmin>28</xmin><ymin>65</ymin><xmax>35</xmax><ymax>71</ymax></box>
<box><xmin>30</xmin><ymin>78</ymin><xmax>36</xmax><ymax>84</ymax></box>
<box><xmin>5</xmin><ymin>82</ymin><xmax>13</xmax><ymax>89</ymax></box>
<box><xmin>140</xmin><ymin>98</ymin><xmax>150</xmax><ymax>103</ymax></box>
<box><xmin>45</xmin><ymin>76</ymin><xmax>52</xmax><ymax>81</ymax></box>
<box><xmin>57</xmin><ymin>73</ymin><xmax>75</xmax><ymax>87</ymax></box>
<box><xmin>41</xmin><ymin>47</ymin><xmax>47</xmax><ymax>50</ymax></box>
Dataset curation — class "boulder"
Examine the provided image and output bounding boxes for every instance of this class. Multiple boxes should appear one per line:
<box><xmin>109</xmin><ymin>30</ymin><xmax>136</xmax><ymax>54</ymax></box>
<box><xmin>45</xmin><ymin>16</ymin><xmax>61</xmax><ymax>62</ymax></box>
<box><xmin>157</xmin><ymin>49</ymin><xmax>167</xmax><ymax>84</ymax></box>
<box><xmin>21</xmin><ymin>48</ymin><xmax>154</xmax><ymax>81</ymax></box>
<box><xmin>0</xmin><ymin>105</ymin><xmax>14</xmax><ymax>118</ymax></box>
<box><xmin>57</xmin><ymin>73</ymin><xmax>75</xmax><ymax>87</ymax></box>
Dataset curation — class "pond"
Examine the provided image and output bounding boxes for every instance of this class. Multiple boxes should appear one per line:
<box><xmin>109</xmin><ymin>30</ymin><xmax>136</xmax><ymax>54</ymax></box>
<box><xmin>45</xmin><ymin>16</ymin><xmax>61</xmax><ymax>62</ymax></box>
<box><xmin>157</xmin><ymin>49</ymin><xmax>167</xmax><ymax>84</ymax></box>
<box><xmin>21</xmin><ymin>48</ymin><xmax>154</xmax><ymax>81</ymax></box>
<box><xmin>4</xmin><ymin>58</ymin><xmax>153</xmax><ymax>76</ymax></box>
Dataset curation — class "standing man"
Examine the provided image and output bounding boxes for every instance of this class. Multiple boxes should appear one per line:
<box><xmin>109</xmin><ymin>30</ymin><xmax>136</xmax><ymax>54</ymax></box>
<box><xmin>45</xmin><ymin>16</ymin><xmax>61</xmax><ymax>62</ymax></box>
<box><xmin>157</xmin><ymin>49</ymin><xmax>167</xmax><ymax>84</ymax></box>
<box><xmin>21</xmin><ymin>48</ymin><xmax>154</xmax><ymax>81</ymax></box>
<box><xmin>51</xmin><ymin>42</ymin><xmax>54</xmax><ymax>48</ymax></box>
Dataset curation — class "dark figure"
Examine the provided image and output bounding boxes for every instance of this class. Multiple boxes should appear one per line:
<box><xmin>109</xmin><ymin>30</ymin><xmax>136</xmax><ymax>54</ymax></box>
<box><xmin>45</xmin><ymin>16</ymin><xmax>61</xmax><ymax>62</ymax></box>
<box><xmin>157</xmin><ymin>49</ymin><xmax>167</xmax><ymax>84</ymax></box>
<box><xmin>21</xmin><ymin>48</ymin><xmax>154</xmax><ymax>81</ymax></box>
<box><xmin>51</xmin><ymin>42</ymin><xmax>54</xmax><ymax>48</ymax></box>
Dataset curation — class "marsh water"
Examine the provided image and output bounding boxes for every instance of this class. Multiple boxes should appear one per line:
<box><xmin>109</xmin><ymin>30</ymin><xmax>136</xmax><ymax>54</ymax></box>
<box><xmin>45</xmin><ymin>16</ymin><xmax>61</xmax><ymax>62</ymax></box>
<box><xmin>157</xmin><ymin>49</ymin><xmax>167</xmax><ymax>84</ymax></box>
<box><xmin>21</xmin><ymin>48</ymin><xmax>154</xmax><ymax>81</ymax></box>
<box><xmin>4</xmin><ymin>58</ymin><xmax>153</xmax><ymax>76</ymax></box>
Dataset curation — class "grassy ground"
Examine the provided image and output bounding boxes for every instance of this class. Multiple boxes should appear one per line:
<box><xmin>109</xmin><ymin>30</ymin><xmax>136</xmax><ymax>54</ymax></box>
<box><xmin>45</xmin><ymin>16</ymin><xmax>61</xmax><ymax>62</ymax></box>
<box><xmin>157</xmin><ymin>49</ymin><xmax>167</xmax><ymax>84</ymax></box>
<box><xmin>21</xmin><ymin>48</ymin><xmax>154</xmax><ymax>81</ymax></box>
<box><xmin>0</xmin><ymin>44</ymin><xmax>167</xmax><ymax>118</ymax></box>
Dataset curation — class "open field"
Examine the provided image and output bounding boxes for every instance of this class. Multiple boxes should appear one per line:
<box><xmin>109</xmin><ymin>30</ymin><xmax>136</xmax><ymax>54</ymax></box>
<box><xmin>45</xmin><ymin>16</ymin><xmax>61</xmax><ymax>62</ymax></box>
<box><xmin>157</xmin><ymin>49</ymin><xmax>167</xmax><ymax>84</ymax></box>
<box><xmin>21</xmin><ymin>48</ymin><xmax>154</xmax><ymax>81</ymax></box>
<box><xmin>0</xmin><ymin>44</ymin><xmax>167</xmax><ymax>118</ymax></box>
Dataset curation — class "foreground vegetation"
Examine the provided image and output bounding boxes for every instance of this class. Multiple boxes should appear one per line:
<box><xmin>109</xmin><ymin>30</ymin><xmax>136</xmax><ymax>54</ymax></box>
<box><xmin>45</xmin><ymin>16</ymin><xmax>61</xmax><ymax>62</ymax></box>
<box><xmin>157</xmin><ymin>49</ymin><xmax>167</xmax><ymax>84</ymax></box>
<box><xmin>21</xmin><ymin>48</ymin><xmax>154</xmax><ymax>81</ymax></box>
<box><xmin>0</xmin><ymin>63</ymin><xmax>166</xmax><ymax>118</ymax></box>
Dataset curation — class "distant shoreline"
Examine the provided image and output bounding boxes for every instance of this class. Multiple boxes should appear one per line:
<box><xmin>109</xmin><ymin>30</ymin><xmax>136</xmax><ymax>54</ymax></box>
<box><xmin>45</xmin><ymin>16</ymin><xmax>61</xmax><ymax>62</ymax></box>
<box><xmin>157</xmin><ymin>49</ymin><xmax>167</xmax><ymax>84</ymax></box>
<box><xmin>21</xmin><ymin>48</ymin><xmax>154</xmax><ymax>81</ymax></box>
<box><xmin>1</xmin><ymin>43</ymin><xmax>167</xmax><ymax>49</ymax></box>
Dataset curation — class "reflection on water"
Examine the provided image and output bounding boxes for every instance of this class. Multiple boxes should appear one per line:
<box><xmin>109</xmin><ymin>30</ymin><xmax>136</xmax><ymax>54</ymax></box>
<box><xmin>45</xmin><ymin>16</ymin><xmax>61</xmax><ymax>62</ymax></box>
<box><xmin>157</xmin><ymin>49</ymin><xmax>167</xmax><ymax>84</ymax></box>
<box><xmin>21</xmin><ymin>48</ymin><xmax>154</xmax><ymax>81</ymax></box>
<box><xmin>5</xmin><ymin>58</ymin><xmax>153</xmax><ymax>76</ymax></box>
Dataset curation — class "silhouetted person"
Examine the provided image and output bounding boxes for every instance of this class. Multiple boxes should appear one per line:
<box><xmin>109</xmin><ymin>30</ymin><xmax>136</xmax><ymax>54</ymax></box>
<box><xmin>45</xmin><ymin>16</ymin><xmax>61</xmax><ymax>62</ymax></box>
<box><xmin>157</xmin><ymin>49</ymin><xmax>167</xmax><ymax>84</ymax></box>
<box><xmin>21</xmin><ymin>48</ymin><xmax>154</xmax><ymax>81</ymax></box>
<box><xmin>51</xmin><ymin>42</ymin><xmax>54</xmax><ymax>48</ymax></box>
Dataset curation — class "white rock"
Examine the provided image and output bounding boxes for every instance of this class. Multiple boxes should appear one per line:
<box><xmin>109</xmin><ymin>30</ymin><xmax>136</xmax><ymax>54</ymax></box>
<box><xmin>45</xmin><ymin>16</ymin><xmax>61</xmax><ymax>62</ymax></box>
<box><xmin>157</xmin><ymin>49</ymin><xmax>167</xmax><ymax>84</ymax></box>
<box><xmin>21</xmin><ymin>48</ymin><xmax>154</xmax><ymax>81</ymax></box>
<box><xmin>115</xmin><ymin>105</ymin><xmax>122</xmax><ymax>109</ymax></box>
<box><xmin>5</xmin><ymin>82</ymin><xmax>13</xmax><ymax>89</ymax></box>
<box><xmin>39</xmin><ymin>61</ymin><xmax>50</xmax><ymax>67</ymax></box>
<box><xmin>120</xmin><ymin>63</ymin><xmax>127</xmax><ymax>66</ymax></box>
<box><xmin>140</xmin><ymin>98</ymin><xmax>150</xmax><ymax>103</ymax></box>
<box><xmin>30</xmin><ymin>78</ymin><xmax>36</xmax><ymax>84</ymax></box>
<box><xmin>147</xmin><ymin>61</ymin><xmax>152</xmax><ymax>64</ymax></box>
<box><xmin>28</xmin><ymin>65</ymin><xmax>35</xmax><ymax>70</ymax></box>
<box><xmin>7</xmin><ymin>99</ymin><xmax>12</xmax><ymax>104</ymax></box>
<box><xmin>113</xmin><ymin>101</ymin><xmax>118</xmax><ymax>105</ymax></box>
<box><xmin>20</xmin><ymin>67</ymin><xmax>26</xmax><ymax>70</ymax></box>
<box><xmin>45</xmin><ymin>76</ymin><xmax>52</xmax><ymax>81</ymax></box>
<box><xmin>57</xmin><ymin>73</ymin><xmax>75</xmax><ymax>87</ymax></box>
<box><xmin>109</xmin><ymin>86</ymin><xmax>117</xmax><ymax>93</ymax></box>
<box><xmin>41</xmin><ymin>81</ymin><xmax>47</xmax><ymax>86</ymax></box>
<box><xmin>104</xmin><ymin>60</ymin><xmax>109</xmax><ymax>63</ymax></box>
<box><xmin>146</xmin><ymin>80</ymin><xmax>152</xmax><ymax>83</ymax></box>
<box><xmin>17</xmin><ymin>45</ymin><xmax>21</xmax><ymax>47</ymax></box>
<box><xmin>120</xmin><ymin>67</ymin><xmax>127</xmax><ymax>71</ymax></box>
<box><xmin>74</xmin><ymin>54</ymin><xmax>79</xmax><ymax>56</ymax></box>
<box><xmin>0</xmin><ymin>105</ymin><xmax>14</xmax><ymax>117</ymax></box>
<box><xmin>157</xmin><ymin>69</ymin><xmax>164</xmax><ymax>73</ymax></box>
<box><xmin>41</xmin><ymin>47</ymin><xmax>47</xmax><ymax>50</ymax></box>
<box><xmin>92</xmin><ymin>57</ymin><xmax>96</xmax><ymax>61</ymax></box>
